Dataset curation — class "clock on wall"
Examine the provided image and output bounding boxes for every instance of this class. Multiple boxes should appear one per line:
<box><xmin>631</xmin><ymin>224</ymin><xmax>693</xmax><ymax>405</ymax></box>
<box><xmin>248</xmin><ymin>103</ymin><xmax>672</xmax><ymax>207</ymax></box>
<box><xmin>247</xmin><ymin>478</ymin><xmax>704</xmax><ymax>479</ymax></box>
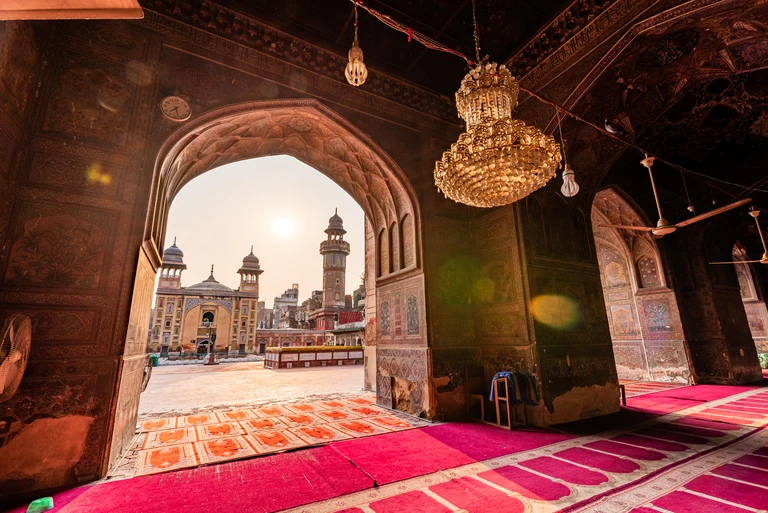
<box><xmin>160</xmin><ymin>96</ymin><xmax>191</xmax><ymax>122</ymax></box>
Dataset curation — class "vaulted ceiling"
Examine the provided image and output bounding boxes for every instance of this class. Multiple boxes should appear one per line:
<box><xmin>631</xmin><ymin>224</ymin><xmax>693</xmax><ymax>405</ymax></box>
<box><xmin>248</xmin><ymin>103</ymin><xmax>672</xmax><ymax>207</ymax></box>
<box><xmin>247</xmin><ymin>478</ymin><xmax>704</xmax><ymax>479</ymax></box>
<box><xmin>212</xmin><ymin>0</ymin><xmax>573</xmax><ymax>95</ymax></box>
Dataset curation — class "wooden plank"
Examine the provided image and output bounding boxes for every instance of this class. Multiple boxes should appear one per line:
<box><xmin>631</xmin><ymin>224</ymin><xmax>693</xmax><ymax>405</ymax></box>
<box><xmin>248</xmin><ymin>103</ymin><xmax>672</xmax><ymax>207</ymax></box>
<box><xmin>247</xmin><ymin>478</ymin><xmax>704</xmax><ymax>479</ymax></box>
<box><xmin>1</xmin><ymin>0</ymin><xmax>143</xmax><ymax>20</ymax></box>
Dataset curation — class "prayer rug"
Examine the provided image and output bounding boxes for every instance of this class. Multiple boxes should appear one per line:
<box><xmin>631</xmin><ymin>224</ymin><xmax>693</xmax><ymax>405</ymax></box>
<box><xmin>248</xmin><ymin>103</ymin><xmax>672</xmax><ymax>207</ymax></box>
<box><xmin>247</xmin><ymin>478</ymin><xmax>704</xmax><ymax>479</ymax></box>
<box><xmin>135</xmin><ymin>443</ymin><xmax>198</xmax><ymax>475</ymax></box>
<box><xmin>194</xmin><ymin>436</ymin><xmax>257</xmax><ymax>464</ymax></box>
<box><xmin>124</xmin><ymin>394</ymin><xmax>424</xmax><ymax>478</ymax></box>
<box><xmin>244</xmin><ymin>430</ymin><xmax>309</xmax><ymax>454</ymax></box>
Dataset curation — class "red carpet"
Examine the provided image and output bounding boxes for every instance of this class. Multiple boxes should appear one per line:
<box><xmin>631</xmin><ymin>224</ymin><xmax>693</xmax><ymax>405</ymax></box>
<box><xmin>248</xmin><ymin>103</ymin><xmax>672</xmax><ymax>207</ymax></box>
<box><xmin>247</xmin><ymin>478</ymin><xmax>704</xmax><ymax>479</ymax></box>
<box><xmin>10</xmin><ymin>383</ymin><xmax>767</xmax><ymax>513</ymax></box>
<box><xmin>58</xmin><ymin>446</ymin><xmax>372</xmax><ymax>513</ymax></box>
<box><xmin>329</xmin><ymin>422</ymin><xmax>574</xmax><ymax>485</ymax></box>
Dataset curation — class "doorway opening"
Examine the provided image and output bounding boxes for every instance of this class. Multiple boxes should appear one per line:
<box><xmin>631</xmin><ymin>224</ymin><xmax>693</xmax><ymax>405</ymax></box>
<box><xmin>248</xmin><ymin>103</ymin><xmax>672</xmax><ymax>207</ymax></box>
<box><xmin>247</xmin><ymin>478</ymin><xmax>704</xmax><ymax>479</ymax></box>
<box><xmin>111</xmin><ymin>100</ymin><xmax>427</xmax><ymax>479</ymax></box>
<box><xmin>591</xmin><ymin>188</ymin><xmax>693</xmax><ymax>392</ymax></box>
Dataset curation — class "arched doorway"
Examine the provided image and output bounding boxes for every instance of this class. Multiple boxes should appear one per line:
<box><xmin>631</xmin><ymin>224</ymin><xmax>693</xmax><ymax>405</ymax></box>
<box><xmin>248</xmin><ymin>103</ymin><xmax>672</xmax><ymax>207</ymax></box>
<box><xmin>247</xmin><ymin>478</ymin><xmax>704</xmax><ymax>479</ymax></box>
<box><xmin>732</xmin><ymin>242</ymin><xmax>768</xmax><ymax>353</ymax></box>
<box><xmin>592</xmin><ymin>188</ymin><xmax>692</xmax><ymax>383</ymax></box>
<box><xmin>113</xmin><ymin>99</ymin><xmax>428</xmax><ymax>468</ymax></box>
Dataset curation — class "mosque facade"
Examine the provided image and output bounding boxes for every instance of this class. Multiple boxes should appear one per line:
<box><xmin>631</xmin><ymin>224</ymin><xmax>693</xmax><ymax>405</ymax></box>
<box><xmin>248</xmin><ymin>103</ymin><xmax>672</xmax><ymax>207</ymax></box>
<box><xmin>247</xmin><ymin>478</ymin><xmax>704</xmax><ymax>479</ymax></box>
<box><xmin>148</xmin><ymin>243</ymin><xmax>263</xmax><ymax>355</ymax></box>
<box><xmin>147</xmin><ymin>211</ymin><xmax>359</xmax><ymax>354</ymax></box>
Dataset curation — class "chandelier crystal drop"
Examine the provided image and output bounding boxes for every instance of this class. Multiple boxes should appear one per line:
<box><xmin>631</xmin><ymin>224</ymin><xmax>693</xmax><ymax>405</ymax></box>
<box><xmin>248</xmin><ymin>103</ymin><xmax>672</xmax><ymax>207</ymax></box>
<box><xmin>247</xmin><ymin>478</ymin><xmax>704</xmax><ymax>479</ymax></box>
<box><xmin>345</xmin><ymin>4</ymin><xmax>368</xmax><ymax>87</ymax></box>
<box><xmin>434</xmin><ymin>61</ymin><xmax>562</xmax><ymax>208</ymax></box>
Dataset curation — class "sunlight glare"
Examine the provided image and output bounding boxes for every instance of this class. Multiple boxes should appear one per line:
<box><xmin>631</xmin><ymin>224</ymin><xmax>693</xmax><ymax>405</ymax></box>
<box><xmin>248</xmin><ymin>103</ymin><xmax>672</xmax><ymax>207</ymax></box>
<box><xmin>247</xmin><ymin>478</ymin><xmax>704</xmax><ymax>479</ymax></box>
<box><xmin>270</xmin><ymin>217</ymin><xmax>297</xmax><ymax>239</ymax></box>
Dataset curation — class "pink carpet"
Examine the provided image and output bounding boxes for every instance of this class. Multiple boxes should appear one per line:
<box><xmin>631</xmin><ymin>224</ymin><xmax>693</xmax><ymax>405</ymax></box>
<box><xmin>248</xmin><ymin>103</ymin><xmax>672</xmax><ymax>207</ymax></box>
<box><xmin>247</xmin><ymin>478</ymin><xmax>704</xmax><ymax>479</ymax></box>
<box><xmin>57</xmin><ymin>446</ymin><xmax>372</xmax><ymax>513</ymax></box>
<box><xmin>329</xmin><ymin>422</ymin><xmax>574</xmax><ymax>485</ymax></box>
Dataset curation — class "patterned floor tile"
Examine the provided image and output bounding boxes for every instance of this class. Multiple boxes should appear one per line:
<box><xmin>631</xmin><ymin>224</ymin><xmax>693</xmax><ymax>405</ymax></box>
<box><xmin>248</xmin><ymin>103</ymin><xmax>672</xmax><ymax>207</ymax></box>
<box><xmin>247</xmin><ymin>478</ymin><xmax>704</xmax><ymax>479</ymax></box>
<box><xmin>216</xmin><ymin>410</ymin><xmax>258</xmax><ymax>422</ymax></box>
<box><xmin>292</xmin><ymin>425</ymin><xmax>353</xmax><ymax>443</ymax></box>
<box><xmin>195</xmin><ymin>422</ymin><xmax>246</xmax><ymax>440</ymax></box>
<box><xmin>368</xmin><ymin>415</ymin><xmax>414</xmax><ymax>430</ymax></box>
<box><xmin>332</xmin><ymin>419</ymin><xmax>394</xmax><ymax>437</ymax></box>
<box><xmin>140</xmin><ymin>417</ymin><xmax>177</xmax><ymax>432</ymax></box>
<box><xmin>257</xmin><ymin>405</ymin><xmax>290</xmax><ymax>417</ymax></box>
<box><xmin>316</xmin><ymin>409</ymin><xmax>360</xmax><ymax>422</ymax></box>
<box><xmin>245</xmin><ymin>430</ymin><xmax>308</xmax><ymax>454</ymax></box>
<box><xmin>177</xmin><ymin>413</ymin><xmax>218</xmax><ymax>428</ymax></box>
<box><xmin>239</xmin><ymin>417</ymin><xmax>286</xmax><ymax>433</ymax></box>
<box><xmin>278</xmin><ymin>413</ymin><xmax>326</xmax><ymax>428</ymax></box>
<box><xmin>284</xmin><ymin>402</ymin><xmax>328</xmax><ymax>414</ymax></box>
<box><xmin>136</xmin><ymin>444</ymin><xmax>199</xmax><ymax>476</ymax></box>
<box><xmin>143</xmin><ymin>427</ymin><xmax>197</xmax><ymax>449</ymax></box>
<box><xmin>195</xmin><ymin>436</ymin><xmax>258</xmax><ymax>464</ymax></box>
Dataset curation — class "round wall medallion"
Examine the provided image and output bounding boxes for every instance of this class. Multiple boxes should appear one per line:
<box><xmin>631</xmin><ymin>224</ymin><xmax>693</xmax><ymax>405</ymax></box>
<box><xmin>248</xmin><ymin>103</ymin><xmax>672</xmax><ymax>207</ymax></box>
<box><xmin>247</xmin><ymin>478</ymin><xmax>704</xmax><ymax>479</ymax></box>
<box><xmin>160</xmin><ymin>96</ymin><xmax>191</xmax><ymax>122</ymax></box>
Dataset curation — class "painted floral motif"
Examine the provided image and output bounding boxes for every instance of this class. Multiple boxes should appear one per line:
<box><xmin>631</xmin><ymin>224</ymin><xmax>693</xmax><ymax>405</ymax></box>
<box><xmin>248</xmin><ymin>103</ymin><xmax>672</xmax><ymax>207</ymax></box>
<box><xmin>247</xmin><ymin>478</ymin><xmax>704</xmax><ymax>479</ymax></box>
<box><xmin>5</xmin><ymin>214</ymin><xmax>105</xmax><ymax>289</ymax></box>
<box><xmin>610</xmin><ymin>305</ymin><xmax>636</xmax><ymax>335</ymax></box>
<box><xmin>600</xmin><ymin>247</ymin><xmax>629</xmax><ymax>288</ymax></box>
<box><xmin>644</xmin><ymin>300</ymin><xmax>674</xmax><ymax>333</ymax></box>
<box><xmin>43</xmin><ymin>54</ymin><xmax>134</xmax><ymax>149</ymax></box>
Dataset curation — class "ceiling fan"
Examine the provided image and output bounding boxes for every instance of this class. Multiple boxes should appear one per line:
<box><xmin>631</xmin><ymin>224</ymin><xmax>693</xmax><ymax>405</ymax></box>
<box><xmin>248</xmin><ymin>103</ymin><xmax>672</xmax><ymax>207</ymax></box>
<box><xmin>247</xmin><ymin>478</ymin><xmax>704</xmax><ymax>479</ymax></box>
<box><xmin>709</xmin><ymin>208</ymin><xmax>768</xmax><ymax>265</ymax></box>
<box><xmin>598</xmin><ymin>156</ymin><xmax>752</xmax><ymax>238</ymax></box>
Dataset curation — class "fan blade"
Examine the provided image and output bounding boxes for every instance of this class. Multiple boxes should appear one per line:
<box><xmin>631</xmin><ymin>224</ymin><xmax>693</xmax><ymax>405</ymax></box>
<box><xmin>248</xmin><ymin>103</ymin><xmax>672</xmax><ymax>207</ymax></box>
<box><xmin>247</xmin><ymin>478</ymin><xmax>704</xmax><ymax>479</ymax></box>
<box><xmin>709</xmin><ymin>260</ymin><xmax>763</xmax><ymax>265</ymax></box>
<box><xmin>675</xmin><ymin>198</ymin><xmax>752</xmax><ymax>228</ymax></box>
<box><xmin>598</xmin><ymin>224</ymin><xmax>654</xmax><ymax>232</ymax></box>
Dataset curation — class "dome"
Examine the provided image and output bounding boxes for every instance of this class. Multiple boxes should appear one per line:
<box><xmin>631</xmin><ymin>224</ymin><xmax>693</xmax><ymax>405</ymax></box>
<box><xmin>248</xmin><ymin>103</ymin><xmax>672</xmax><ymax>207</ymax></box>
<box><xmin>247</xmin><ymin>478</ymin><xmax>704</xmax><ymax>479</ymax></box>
<box><xmin>162</xmin><ymin>238</ymin><xmax>184</xmax><ymax>264</ymax></box>
<box><xmin>242</xmin><ymin>246</ymin><xmax>260</xmax><ymax>267</ymax></box>
<box><xmin>188</xmin><ymin>266</ymin><xmax>233</xmax><ymax>293</ymax></box>
<box><xmin>325</xmin><ymin>208</ymin><xmax>346</xmax><ymax>234</ymax></box>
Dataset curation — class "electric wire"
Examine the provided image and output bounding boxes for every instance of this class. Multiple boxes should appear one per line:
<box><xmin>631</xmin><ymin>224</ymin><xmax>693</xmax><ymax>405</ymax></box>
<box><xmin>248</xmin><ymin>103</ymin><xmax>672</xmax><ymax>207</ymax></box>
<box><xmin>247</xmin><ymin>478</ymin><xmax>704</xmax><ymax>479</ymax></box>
<box><xmin>345</xmin><ymin>0</ymin><xmax>768</xmax><ymax>198</ymax></box>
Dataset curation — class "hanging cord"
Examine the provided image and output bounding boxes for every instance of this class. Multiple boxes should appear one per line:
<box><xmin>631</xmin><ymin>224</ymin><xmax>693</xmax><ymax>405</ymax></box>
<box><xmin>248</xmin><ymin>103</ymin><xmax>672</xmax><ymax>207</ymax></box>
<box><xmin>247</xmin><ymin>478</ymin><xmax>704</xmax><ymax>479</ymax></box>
<box><xmin>353</xmin><ymin>2</ymin><xmax>359</xmax><ymax>43</ymax></box>
<box><xmin>345</xmin><ymin>0</ymin><xmax>768</xmax><ymax>198</ymax></box>
<box><xmin>556</xmin><ymin>108</ymin><xmax>567</xmax><ymax>169</ymax></box>
<box><xmin>471</xmin><ymin>0</ymin><xmax>481</xmax><ymax>64</ymax></box>
<box><xmin>350</xmin><ymin>0</ymin><xmax>472</xmax><ymax>65</ymax></box>
<box><xmin>680</xmin><ymin>169</ymin><xmax>693</xmax><ymax>212</ymax></box>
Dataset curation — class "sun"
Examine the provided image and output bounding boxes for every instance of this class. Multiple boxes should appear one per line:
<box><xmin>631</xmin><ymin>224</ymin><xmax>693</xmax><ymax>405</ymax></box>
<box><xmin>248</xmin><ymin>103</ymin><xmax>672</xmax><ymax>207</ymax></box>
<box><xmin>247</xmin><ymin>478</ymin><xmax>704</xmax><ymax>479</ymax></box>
<box><xmin>270</xmin><ymin>217</ymin><xmax>297</xmax><ymax>239</ymax></box>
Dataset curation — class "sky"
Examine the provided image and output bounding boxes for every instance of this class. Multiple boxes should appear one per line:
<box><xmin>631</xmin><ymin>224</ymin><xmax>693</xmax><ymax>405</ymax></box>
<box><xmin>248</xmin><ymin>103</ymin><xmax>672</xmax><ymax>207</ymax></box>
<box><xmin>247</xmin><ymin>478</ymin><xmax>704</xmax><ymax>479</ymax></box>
<box><xmin>159</xmin><ymin>155</ymin><xmax>365</xmax><ymax>306</ymax></box>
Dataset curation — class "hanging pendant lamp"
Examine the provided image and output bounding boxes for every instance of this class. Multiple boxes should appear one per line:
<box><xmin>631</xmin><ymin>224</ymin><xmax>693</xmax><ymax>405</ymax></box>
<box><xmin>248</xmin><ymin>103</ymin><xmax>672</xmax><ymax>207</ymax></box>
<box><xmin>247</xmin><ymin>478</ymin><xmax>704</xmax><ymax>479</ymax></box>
<box><xmin>345</xmin><ymin>3</ymin><xmax>368</xmax><ymax>87</ymax></box>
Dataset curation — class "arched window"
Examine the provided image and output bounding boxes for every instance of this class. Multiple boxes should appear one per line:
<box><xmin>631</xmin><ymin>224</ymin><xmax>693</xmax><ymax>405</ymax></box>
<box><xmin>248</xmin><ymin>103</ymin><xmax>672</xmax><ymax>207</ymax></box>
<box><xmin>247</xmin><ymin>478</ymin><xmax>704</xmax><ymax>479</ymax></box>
<box><xmin>242</xmin><ymin>305</ymin><xmax>248</xmax><ymax>315</ymax></box>
<box><xmin>202</xmin><ymin>311</ymin><xmax>215</xmax><ymax>325</ymax></box>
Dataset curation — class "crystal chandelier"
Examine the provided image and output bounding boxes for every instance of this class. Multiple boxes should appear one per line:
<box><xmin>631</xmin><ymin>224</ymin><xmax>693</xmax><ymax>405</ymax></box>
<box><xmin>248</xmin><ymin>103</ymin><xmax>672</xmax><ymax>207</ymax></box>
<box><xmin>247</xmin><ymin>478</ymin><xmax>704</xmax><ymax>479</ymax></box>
<box><xmin>434</xmin><ymin>61</ymin><xmax>561</xmax><ymax>208</ymax></box>
<box><xmin>345</xmin><ymin>4</ymin><xmax>368</xmax><ymax>87</ymax></box>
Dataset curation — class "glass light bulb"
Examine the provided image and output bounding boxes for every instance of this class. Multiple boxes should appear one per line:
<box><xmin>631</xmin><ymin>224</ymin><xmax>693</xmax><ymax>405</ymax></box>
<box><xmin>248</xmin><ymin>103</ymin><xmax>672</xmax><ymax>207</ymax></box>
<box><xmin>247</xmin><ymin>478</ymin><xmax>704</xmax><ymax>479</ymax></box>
<box><xmin>560</xmin><ymin>165</ymin><xmax>579</xmax><ymax>197</ymax></box>
<box><xmin>345</xmin><ymin>42</ymin><xmax>368</xmax><ymax>87</ymax></box>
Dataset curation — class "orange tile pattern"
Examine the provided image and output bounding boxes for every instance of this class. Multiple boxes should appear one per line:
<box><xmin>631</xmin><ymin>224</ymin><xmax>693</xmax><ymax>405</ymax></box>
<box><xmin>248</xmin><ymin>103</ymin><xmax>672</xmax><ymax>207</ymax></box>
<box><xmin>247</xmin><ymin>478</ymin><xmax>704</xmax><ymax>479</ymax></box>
<box><xmin>131</xmin><ymin>396</ymin><xmax>421</xmax><ymax>477</ymax></box>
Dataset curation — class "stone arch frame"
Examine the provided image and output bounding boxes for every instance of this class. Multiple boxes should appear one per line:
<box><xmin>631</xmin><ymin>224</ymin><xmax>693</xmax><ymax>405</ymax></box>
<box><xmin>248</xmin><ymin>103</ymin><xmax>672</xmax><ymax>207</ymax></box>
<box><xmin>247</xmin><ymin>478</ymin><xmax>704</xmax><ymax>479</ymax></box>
<box><xmin>592</xmin><ymin>187</ymin><xmax>692</xmax><ymax>383</ymax></box>
<box><xmin>145</xmin><ymin>99</ymin><xmax>422</xmax><ymax>268</ymax></box>
<box><xmin>115</xmin><ymin>99</ymin><xmax>432</xmax><ymax>449</ymax></box>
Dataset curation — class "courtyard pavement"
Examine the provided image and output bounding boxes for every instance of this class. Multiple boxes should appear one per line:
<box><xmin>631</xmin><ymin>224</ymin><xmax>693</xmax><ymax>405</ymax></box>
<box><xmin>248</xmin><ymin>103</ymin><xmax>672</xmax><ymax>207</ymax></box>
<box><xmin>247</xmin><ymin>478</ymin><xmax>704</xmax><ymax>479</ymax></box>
<box><xmin>138</xmin><ymin>362</ymin><xmax>366</xmax><ymax>419</ymax></box>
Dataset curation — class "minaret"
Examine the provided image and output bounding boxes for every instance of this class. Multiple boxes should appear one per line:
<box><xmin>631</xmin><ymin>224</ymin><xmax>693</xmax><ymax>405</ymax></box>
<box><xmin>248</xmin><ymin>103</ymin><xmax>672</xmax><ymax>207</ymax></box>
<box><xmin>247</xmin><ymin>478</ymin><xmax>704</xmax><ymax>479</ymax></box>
<box><xmin>238</xmin><ymin>246</ymin><xmax>263</xmax><ymax>296</ymax></box>
<box><xmin>158</xmin><ymin>237</ymin><xmax>186</xmax><ymax>289</ymax></box>
<box><xmin>320</xmin><ymin>209</ymin><xmax>350</xmax><ymax>309</ymax></box>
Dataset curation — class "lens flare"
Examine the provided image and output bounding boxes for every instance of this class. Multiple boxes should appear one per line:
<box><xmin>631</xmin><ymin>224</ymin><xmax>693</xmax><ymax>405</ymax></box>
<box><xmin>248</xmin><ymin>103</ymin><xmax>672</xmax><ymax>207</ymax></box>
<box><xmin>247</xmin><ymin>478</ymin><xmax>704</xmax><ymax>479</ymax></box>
<box><xmin>530</xmin><ymin>294</ymin><xmax>582</xmax><ymax>329</ymax></box>
<box><xmin>86</xmin><ymin>164</ymin><xmax>112</xmax><ymax>186</ymax></box>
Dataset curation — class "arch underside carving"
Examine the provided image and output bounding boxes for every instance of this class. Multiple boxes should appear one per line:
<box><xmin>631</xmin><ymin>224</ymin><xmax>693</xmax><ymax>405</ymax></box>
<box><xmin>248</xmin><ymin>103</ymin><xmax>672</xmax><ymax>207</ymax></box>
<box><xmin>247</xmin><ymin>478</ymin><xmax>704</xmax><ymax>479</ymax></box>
<box><xmin>150</xmin><ymin>100</ymin><xmax>419</xmax><ymax>265</ymax></box>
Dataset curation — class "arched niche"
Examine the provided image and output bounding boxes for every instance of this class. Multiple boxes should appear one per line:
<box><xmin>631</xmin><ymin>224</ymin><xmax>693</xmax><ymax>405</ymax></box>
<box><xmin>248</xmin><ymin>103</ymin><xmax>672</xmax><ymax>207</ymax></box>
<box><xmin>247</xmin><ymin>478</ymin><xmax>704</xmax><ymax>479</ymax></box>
<box><xmin>592</xmin><ymin>187</ymin><xmax>691</xmax><ymax>383</ymax></box>
<box><xmin>733</xmin><ymin>241</ymin><xmax>768</xmax><ymax>351</ymax></box>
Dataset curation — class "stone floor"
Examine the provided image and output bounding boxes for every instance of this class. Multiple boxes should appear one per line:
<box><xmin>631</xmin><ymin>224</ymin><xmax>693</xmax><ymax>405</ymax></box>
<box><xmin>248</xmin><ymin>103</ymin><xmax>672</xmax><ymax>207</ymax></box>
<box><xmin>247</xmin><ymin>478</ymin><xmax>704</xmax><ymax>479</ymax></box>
<box><xmin>139</xmin><ymin>361</ymin><xmax>366</xmax><ymax>419</ymax></box>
